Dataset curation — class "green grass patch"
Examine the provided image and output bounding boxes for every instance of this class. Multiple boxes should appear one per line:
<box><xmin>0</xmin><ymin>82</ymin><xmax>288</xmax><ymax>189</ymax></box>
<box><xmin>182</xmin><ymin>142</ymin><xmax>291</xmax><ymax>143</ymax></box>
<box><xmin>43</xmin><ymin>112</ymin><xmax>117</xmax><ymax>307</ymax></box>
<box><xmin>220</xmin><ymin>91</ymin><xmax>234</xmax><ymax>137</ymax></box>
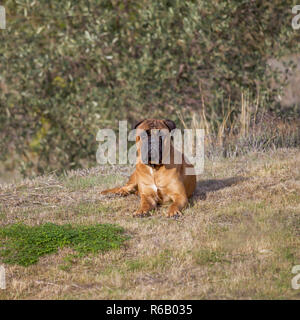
<box><xmin>0</xmin><ymin>223</ymin><xmax>128</xmax><ymax>267</ymax></box>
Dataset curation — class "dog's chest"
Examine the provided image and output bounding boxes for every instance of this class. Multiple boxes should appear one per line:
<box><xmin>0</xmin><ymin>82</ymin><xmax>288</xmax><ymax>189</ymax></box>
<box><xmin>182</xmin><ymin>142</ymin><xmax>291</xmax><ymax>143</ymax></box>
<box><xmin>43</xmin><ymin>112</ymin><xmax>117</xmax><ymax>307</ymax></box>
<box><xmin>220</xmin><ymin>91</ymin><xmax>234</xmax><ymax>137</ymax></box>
<box><xmin>148</xmin><ymin>167</ymin><xmax>164</xmax><ymax>194</ymax></box>
<box><xmin>147</xmin><ymin>166</ymin><xmax>171</xmax><ymax>202</ymax></box>
<box><xmin>149</xmin><ymin>183</ymin><xmax>158</xmax><ymax>193</ymax></box>
<box><xmin>148</xmin><ymin>167</ymin><xmax>157</xmax><ymax>191</ymax></box>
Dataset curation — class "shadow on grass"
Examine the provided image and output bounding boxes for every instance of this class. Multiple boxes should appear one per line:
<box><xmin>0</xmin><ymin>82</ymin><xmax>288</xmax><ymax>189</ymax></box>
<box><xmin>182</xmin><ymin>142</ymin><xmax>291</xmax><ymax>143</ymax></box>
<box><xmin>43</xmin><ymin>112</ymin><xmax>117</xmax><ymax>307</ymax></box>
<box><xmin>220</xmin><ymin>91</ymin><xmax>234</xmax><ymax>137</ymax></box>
<box><xmin>193</xmin><ymin>176</ymin><xmax>247</xmax><ymax>201</ymax></box>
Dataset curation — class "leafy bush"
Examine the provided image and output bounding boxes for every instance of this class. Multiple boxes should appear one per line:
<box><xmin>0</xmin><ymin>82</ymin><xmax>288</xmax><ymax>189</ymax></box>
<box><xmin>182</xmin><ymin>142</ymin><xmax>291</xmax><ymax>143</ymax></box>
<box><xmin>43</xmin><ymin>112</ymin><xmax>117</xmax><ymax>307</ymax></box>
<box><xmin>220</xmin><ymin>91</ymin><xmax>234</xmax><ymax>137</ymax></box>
<box><xmin>0</xmin><ymin>222</ymin><xmax>128</xmax><ymax>266</ymax></box>
<box><xmin>0</xmin><ymin>0</ymin><xmax>298</xmax><ymax>175</ymax></box>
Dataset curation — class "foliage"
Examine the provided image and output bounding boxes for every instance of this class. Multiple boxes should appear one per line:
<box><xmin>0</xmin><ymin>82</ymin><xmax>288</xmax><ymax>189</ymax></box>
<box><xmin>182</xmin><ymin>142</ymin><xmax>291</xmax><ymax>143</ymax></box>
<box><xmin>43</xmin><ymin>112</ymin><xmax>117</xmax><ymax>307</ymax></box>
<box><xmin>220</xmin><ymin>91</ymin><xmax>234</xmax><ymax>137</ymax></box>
<box><xmin>0</xmin><ymin>0</ymin><xmax>299</xmax><ymax>175</ymax></box>
<box><xmin>0</xmin><ymin>222</ymin><xmax>128</xmax><ymax>266</ymax></box>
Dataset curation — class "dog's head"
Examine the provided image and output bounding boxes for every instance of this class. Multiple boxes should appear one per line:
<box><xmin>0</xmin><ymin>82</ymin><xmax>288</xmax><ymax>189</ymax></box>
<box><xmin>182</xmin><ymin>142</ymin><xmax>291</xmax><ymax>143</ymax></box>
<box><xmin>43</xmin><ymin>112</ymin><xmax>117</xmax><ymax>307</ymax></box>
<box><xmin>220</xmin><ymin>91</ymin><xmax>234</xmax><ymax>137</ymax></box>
<box><xmin>134</xmin><ymin>119</ymin><xmax>176</xmax><ymax>166</ymax></box>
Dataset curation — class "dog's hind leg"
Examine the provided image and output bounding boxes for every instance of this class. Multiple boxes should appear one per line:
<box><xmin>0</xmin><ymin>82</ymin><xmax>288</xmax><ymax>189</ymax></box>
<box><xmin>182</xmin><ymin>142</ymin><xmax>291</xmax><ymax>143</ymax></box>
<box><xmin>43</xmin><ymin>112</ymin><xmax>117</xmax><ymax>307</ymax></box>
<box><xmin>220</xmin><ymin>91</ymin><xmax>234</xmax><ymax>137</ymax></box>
<box><xmin>100</xmin><ymin>171</ymin><xmax>138</xmax><ymax>196</ymax></box>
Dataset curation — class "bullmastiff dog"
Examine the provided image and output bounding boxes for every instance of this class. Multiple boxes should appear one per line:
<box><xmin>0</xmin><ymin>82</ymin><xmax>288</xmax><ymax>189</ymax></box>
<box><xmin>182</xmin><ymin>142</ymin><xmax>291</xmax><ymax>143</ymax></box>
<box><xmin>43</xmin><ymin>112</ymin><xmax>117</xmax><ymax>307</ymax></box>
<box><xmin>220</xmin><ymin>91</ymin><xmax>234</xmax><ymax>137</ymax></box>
<box><xmin>101</xmin><ymin>119</ymin><xmax>196</xmax><ymax>217</ymax></box>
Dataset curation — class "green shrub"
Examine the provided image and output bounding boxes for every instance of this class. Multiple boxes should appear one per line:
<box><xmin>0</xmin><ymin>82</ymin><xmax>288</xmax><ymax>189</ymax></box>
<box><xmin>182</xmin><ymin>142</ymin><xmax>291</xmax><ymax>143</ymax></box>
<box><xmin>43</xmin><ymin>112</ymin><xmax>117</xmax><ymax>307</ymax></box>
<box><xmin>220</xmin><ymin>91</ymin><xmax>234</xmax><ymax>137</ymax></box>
<box><xmin>0</xmin><ymin>0</ymin><xmax>298</xmax><ymax>175</ymax></box>
<box><xmin>0</xmin><ymin>222</ymin><xmax>128</xmax><ymax>266</ymax></box>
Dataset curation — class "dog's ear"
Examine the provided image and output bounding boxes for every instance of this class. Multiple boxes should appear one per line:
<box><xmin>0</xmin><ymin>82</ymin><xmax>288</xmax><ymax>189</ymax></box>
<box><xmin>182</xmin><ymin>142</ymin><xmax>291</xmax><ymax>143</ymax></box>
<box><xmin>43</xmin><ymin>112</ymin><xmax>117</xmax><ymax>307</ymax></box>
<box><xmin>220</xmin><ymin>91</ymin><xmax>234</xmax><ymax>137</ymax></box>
<box><xmin>133</xmin><ymin>120</ymin><xmax>145</xmax><ymax>129</ymax></box>
<box><xmin>163</xmin><ymin>119</ymin><xmax>176</xmax><ymax>131</ymax></box>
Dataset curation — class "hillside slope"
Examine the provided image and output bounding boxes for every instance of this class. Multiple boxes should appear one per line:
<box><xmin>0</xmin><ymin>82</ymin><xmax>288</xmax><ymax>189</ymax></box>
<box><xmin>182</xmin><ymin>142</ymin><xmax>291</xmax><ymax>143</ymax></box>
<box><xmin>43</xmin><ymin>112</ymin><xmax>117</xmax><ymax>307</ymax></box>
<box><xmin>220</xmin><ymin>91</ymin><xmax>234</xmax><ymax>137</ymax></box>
<box><xmin>0</xmin><ymin>149</ymin><xmax>299</xmax><ymax>299</ymax></box>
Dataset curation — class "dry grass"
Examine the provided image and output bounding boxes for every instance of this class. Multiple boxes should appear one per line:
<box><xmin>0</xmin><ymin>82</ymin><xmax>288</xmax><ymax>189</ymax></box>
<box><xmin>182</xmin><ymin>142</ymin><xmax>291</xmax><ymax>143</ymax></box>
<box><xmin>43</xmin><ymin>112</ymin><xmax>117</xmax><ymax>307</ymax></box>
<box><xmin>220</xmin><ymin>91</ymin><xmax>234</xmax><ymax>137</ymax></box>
<box><xmin>0</xmin><ymin>149</ymin><xmax>299</xmax><ymax>300</ymax></box>
<box><xmin>178</xmin><ymin>90</ymin><xmax>300</xmax><ymax>159</ymax></box>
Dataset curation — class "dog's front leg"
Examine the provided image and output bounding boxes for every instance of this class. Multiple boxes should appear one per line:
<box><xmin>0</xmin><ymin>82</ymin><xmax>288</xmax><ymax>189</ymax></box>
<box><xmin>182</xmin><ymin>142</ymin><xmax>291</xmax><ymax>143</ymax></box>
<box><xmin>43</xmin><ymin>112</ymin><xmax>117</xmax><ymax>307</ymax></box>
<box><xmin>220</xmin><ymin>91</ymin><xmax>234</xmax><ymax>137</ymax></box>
<box><xmin>100</xmin><ymin>171</ymin><xmax>137</xmax><ymax>196</ymax></box>
<box><xmin>133</xmin><ymin>186</ymin><xmax>158</xmax><ymax>217</ymax></box>
<box><xmin>167</xmin><ymin>193</ymin><xmax>188</xmax><ymax>218</ymax></box>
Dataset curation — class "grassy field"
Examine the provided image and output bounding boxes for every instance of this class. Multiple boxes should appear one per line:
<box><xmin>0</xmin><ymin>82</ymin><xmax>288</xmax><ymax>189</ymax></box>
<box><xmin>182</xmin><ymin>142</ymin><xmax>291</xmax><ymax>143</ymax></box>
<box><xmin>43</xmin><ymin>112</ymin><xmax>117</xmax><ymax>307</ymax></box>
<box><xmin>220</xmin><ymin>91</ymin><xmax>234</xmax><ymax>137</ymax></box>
<box><xmin>0</xmin><ymin>149</ymin><xmax>299</xmax><ymax>299</ymax></box>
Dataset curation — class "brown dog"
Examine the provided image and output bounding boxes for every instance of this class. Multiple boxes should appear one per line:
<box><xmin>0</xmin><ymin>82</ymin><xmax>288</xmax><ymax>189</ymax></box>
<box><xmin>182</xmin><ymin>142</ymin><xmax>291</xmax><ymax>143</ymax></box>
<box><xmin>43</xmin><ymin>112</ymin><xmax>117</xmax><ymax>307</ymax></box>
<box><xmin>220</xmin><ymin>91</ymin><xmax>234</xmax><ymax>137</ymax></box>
<box><xmin>101</xmin><ymin>119</ymin><xmax>196</xmax><ymax>217</ymax></box>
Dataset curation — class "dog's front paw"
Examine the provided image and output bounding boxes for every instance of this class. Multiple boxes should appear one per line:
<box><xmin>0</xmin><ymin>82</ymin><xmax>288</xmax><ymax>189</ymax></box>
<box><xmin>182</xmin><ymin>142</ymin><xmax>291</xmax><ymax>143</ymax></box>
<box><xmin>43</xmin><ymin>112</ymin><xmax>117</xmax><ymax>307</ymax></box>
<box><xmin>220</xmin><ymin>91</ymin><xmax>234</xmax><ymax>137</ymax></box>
<box><xmin>167</xmin><ymin>206</ymin><xmax>183</xmax><ymax>219</ymax></box>
<box><xmin>133</xmin><ymin>208</ymin><xmax>151</xmax><ymax>218</ymax></box>
<box><xmin>100</xmin><ymin>189</ymin><xmax>111</xmax><ymax>195</ymax></box>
